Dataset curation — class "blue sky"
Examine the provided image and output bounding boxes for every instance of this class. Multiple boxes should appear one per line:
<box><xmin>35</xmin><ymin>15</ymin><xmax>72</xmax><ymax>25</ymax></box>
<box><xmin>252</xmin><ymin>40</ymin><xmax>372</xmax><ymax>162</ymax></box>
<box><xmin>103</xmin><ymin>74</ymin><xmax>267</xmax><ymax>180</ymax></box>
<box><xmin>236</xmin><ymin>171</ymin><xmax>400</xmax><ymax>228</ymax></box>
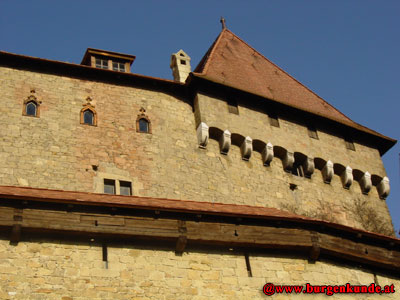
<box><xmin>1</xmin><ymin>0</ymin><xmax>399</xmax><ymax>236</ymax></box>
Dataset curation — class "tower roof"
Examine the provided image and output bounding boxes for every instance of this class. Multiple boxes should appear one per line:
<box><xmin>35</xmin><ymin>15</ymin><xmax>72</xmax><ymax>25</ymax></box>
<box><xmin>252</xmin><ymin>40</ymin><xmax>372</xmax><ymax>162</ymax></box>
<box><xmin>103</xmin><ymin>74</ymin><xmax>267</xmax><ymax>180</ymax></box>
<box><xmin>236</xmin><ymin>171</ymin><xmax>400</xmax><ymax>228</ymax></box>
<box><xmin>193</xmin><ymin>29</ymin><xmax>395</xmax><ymax>152</ymax></box>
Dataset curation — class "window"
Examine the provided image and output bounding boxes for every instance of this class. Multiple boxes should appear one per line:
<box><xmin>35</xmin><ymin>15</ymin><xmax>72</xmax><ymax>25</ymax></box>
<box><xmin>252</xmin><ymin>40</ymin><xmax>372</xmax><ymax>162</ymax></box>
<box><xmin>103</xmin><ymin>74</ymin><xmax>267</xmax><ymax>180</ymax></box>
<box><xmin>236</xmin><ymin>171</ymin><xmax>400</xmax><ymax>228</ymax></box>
<box><xmin>268</xmin><ymin>113</ymin><xmax>279</xmax><ymax>127</ymax></box>
<box><xmin>227</xmin><ymin>98</ymin><xmax>239</xmax><ymax>114</ymax></box>
<box><xmin>103</xmin><ymin>179</ymin><xmax>132</xmax><ymax>196</ymax></box>
<box><xmin>26</xmin><ymin>101</ymin><xmax>37</xmax><ymax>116</ymax></box>
<box><xmin>80</xmin><ymin>101</ymin><xmax>97</xmax><ymax>126</ymax></box>
<box><xmin>104</xmin><ymin>179</ymin><xmax>116</xmax><ymax>194</ymax></box>
<box><xmin>136</xmin><ymin>107</ymin><xmax>152</xmax><ymax>133</ymax></box>
<box><xmin>138</xmin><ymin>118</ymin><xmax>149</xmax><ymax>133</ymax></box>
<box><xmin>83</xmin><ymin>110</ymin><xmax>94</xmax><ymax>125</ymax></box>
<box><xmin>23</xmin><ymin>92</ymin><xmax>40</xmax><ymax>117</ymax></box>
<box><xmin>119</xmin><ymin>181</ymin><xmax>132</xmax><ymax>196</ymax></box>
<box><xmin>344</xmin><ymin>137</ymin><xmax>355</xmax><ymax>151</ymax></box>
<box><xmin>307</xmin><ymin>124</ymin><xmax>318</xmax><ymax>139</ymax></box>
<box><xmin>112</xmin><ymin>62</ymin><xmax>125</xmax><ymax>72</ymax></box>
<box><xmin>95</xmin><ymin>58</ymin><xmax>109</xmax><ymax>69</ymax></box>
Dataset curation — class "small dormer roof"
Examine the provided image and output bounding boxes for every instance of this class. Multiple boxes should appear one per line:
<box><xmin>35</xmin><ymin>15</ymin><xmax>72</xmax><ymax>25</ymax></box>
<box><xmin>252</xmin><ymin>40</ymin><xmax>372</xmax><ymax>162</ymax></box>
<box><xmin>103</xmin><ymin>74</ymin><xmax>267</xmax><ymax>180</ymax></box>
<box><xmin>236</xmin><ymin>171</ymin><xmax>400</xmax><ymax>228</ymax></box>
<box><xmin>80</xmin><ymin>48</ymin><xmax>136</xmax><ymax>66</ymax></box>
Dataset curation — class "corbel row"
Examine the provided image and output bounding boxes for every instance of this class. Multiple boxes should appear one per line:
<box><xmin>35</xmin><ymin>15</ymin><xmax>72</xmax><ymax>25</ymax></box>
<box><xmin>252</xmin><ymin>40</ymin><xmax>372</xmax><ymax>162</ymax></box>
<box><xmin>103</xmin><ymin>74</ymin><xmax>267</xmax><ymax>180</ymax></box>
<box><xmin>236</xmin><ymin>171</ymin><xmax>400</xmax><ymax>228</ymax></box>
<box><xmin>196</xmin><ymin>122</ymin><xmax>390</xmax><ymax>199</ymax></box>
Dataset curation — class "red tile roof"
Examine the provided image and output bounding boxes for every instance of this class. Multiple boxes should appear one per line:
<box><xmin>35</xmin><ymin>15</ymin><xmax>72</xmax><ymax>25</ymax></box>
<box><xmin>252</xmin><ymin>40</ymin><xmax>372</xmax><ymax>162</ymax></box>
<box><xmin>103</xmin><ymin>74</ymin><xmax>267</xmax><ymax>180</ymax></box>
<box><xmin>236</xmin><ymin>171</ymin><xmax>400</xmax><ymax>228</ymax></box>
<box><xmin>0</xmin><ymin>185</ymin><xmax>398</xmax><ymax>243</ymax></box>
<box><xmin>193</xmin><ymin>29</ymin><xmax>395</xmax><ymax>147</ymax></box>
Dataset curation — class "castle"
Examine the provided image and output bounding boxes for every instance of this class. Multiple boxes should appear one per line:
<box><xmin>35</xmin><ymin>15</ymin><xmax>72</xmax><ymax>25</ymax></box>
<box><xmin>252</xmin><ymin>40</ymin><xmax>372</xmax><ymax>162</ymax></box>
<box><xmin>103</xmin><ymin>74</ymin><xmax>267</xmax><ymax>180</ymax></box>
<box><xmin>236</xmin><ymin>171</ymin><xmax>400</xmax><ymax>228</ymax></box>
<box><xmin>0</xmin><ymin>27</ymin><xmax>399</xmax><ymax>299</ymax></box>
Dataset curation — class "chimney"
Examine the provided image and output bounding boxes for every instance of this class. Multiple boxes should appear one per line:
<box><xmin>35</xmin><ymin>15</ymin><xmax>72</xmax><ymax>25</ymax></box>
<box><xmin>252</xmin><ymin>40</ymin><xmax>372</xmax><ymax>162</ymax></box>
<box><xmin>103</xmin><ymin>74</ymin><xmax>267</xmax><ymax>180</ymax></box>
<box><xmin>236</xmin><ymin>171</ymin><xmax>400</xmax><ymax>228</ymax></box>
<box><xmin>170</xmin><ymin>49</ymin><xmax>191</xmax><ymax>83</ymax></box>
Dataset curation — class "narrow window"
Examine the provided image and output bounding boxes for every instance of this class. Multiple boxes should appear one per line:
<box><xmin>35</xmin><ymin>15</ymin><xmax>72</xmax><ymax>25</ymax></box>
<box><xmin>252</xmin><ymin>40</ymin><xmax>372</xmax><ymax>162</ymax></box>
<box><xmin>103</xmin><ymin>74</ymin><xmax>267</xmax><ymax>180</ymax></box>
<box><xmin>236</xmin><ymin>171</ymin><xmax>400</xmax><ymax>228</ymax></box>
<box><xmin>227</xmin><ymin>98</ymin><xmax>239</xmax><ymax>114</ymax></box>
<box><xmin>136</xmin><ymin>108</ymin><xmax>151</xmax><ymax>133</ymax></box>
<box><xmin>268</xmin><ymin>113</ymin><xmax>279</xmax><ymax>127</ymax></box>
<box><xmin>104</xmin><ymin>179</ymin><xmax>116</xmax><ymax>194</ymax></box>
<box><xmin>26</xmin><ymin>101</ymin><xmax>37</xmax><ymax>116</ymax></box>
<box><xmin>83</xmin><ymin>110</ymin><xmax>94</xmax><ymax>125</ymax></box>
<box><xmin>120</xmin><ymin>181</ymin><xmax>132</xmax><ymax>196</ymax></box>
<box><xmin>307</xmin><ymin>124</ymin><xmax>318</xmax><ymax>139</ymax></box>
<box><xmin>344</xmin><ymin>137</ymin><xmax>355</xmax><ymax>151</ymax></box>
<box><xmin>112</xmin><ymin>62</ymin><xmax>125</xmax><ymax>72</ymax></box>
<box><xmin>95</xmin><ymin>58</ymin><xmax>109</xmax><ymax>70</ymax></box>
<box><xmin>139</xmin><ymin>118</ymin><xmax>149</xmax><ymax>133</ymax></box>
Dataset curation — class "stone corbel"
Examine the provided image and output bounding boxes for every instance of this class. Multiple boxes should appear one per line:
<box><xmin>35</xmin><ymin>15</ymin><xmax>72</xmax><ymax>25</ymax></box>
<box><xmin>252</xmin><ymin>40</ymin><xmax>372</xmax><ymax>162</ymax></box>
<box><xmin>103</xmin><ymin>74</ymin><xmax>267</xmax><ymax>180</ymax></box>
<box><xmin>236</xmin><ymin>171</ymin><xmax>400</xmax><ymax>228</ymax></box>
<box><xmin>322</xmin><ymin>160</ymin><xmax>333</xmax><ymax>183</ymax></box>
<box><xmin>341</xmin><ymin>166</ymin><xmax>353</xmax><ymax>189</ymax></box>
<box><xmin>241</xmin><ymin>136</ymin><xmax>253</xmax><ymax>161</ymax></box>
<box><xmin>196</xmin><ymin>122</ymin><xmax>209</xmax><ymax>149</ymax></box>
<box><xmin>219</xmin><ymin>130</ymin><xmax>231</xmax><ymax>155</ymax></box>
<box><xmin>262</xmin><ymin>142</ymin><xmax>274</xmax><ymax>166</ymax></box>
<box><xmin>360</xmin><ymin>172</ymin><xmax>372</xmax><ymax>195</ymax></box>
<box><xmin>377</xmin><ymin>176</ymin><xmax>390</xmax><ymax>199</ymax></box>
<box><xmin>303</xmin><ymin>157</ymin><xmax>315</xmax><ymax>178</ymax></box>
<box><xmin>283</xmin><ymin>151</ymin><xmax>294</xmax><ymax>172</ymax></box>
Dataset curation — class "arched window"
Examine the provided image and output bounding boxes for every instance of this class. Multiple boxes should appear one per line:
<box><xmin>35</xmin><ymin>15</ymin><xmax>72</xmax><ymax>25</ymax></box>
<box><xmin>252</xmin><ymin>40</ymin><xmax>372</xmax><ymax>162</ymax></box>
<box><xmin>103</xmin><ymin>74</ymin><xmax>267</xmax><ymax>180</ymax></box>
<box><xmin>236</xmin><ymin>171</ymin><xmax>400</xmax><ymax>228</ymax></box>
<box><xmin>136</xmin><ymin>107</ymin><xmax>152</xmax><ymax>133</ymax></box>
<box><xmin>138</xmin><ymin>118</ymin><xmax>149</xmax><ymax>133</ymax></box>
<box><xmin>83</xmin><ymin>110</ymin><xmax>94</xmax><ymax>125</ymax></box>
<box><xmin>23</xmin><ymin>92</ymin><xmax>40</xmax><ymax>117</ymax></box>
<box><xmin>26</xmin><ymin>101</ymin><xmax>37</xmax><ymax>116</ymax></box>
<box><xmin>80</xmin><ymin>105</ymin><xmax>97</xmax><ymax>126</ymax></box>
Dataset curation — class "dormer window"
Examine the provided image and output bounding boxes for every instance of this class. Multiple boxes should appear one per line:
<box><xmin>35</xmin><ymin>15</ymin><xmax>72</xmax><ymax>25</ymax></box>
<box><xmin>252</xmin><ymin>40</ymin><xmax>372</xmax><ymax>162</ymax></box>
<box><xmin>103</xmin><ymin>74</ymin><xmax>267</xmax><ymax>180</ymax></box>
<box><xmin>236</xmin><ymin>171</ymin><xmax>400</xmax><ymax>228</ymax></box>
<box><xmin>112</xmin><ymin>61</ymin><xmax>125</xmax><ymax>72</ymax></box>
<box><xmin>81</xmin><ymin>48</ymin><xmax>135</xmax><ymax>73</ymax></box>
<box><xmin>95</xmin><ymin>58</ymin><xmax>109</xmax><ymax>70</ymax></box>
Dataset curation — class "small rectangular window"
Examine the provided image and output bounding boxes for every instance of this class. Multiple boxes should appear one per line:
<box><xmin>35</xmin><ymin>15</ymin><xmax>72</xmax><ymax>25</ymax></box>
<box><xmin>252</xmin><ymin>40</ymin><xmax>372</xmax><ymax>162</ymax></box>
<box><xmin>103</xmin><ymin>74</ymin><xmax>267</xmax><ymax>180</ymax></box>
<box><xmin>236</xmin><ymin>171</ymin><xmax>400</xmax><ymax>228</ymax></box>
<box><xmin>269</xmin><ymin>113</ymin><xmax>279</xmax><ymax>127</ymax></box>
<box><xmin>307</xmin><ymin>124</ymin><xmax>318</xmax><ymax>139</ymax></box>
<box><xmin>120</xmin><ymin>181</ymin><xmax>132</xmax><ymax>196</ymax></box>
<box><xmin>95</xmin><ymin>58</ymin><xmax>109</xmax><ymax>70</ymax></box>
<box><xmin>227</xmin><ymin>98</ymin><xmax>239</xmax><ymax>114</ymax></box>
<box><xmin>344</xmin><ymin>137</ymin><xmax>355</xmax><ymax>151</ymax></box>
<box><xmin>104</xmin><ymin>179</ymin><xmax>116</xmax><ymax>194</ymax></box>
<box><xmin>112</xmin><ymin>62</ymin><xmax>125</xmax><ymax>72</ymax></box>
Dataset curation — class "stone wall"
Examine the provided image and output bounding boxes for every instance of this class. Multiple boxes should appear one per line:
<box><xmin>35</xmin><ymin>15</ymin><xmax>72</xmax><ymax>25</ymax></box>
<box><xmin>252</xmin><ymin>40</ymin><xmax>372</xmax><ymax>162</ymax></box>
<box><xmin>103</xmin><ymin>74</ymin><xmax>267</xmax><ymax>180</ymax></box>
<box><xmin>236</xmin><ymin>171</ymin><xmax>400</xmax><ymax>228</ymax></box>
<box><xmin>0</xmin><ymin>239</ymin><xmax>398</xmax><ymax>299</ymax></box>
<box><xmin>0</xmin><ymin>66</ymin><xmax>394</xmax><ymax>234</ymax></box>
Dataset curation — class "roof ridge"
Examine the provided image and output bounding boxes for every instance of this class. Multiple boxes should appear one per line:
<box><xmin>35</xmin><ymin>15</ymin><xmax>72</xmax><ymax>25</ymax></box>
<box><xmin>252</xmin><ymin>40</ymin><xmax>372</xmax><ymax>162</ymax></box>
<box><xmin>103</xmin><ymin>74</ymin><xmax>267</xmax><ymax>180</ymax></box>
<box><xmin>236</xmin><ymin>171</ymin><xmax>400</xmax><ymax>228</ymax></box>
<box><xmin>202</xmin><ymin>28</ymin><xmax>229</xmax><ymax>75</ymax></box>
<box><xmin>222</xmin><ymin>29</ymin><xmax>354</xmax><ymax>123</ymax></box>
<box><xmin>194</xmin><ymin>29</ymin><xmax>228</xmax><ymax>74</ymax></box>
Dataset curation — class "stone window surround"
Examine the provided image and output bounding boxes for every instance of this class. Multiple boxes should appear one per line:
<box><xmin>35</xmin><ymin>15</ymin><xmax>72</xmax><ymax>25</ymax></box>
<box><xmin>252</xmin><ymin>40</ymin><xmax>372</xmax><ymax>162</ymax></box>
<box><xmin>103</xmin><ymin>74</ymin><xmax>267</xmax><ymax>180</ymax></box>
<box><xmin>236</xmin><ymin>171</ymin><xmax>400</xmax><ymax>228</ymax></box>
<box><xmin>80</xmin><ymin>103</ymin><xmax>97</xmax><ymax>126</ymax></box>
<box><xmin>103</xmin><ymin>178</ymin><xmax>132</xmax><ymax>196</ymax></box>
<box><xmin>94</xmin><ymin>172</ymin><xmax>135</xmax><ymax>196</ymax></box>
<box><xmin>22</xmin><ymin>92</ymin><xmax>41</xmax><ymax>118</ymax></box>
<box><xmin>136</xmin><ymin>107</ymin><xmax>152</xmax><ymax>134</ymax></box>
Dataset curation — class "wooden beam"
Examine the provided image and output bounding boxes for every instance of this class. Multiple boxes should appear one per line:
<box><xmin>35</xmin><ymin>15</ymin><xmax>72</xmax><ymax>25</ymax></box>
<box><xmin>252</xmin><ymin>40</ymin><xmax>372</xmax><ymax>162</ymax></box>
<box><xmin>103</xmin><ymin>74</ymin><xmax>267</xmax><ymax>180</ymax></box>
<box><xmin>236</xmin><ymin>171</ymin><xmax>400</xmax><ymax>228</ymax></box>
<box><xmin>0</xmin><ymin>206</ymin><xmax>398</xmax><ymax>273</ymax></box>
<box><xmin>175</xmin><ymin>235</ymin><xmax>187</xmax><ymax>255</ymax></box>
<box><xmin>10</xmin><ymin>224</ymin><xmax>21</xmax><ymax>245</ymax></box>
<box><xmin>309</xmin><ymin>232</ymin><xmax>320</xmax><ymax>261</ymax></box>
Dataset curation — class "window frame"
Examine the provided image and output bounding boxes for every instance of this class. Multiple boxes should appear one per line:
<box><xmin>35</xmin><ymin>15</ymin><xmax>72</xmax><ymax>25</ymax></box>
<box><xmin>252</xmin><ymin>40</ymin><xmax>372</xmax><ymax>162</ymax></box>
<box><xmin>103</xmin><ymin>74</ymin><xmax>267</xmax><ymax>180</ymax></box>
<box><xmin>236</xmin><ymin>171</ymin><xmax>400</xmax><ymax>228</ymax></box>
<box><xmin>103</xmin><ymin>178</ymin><xmax>132</xmax><ymax>196</ymax></box>
<box><xmin>95</xmin><ymin>58</ymin><xmax>109</xmax><ymax>70</ymax></box>
<box><xmin>80</xmin><ymin>104</ymin><xmax>97</xmax><ymax>126</ymax></box>
<box><xmin>23</xmin><ymin>94</ymin><xmax>40</xmax><ymax>118</ymax></box>
<box><xmin>112</xmin><ymin>61</ymin><xmax>126</xmax><ymax>72</ymax></box>
<box><xmin>136</xmin><ymin>108</ymin><xmax>152</xmax><ymax>134</ymax></box>
<box><xmin>103</xmin><ymin>179</ymin><xmax>116</xmax><ymax>195</ymax></box>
